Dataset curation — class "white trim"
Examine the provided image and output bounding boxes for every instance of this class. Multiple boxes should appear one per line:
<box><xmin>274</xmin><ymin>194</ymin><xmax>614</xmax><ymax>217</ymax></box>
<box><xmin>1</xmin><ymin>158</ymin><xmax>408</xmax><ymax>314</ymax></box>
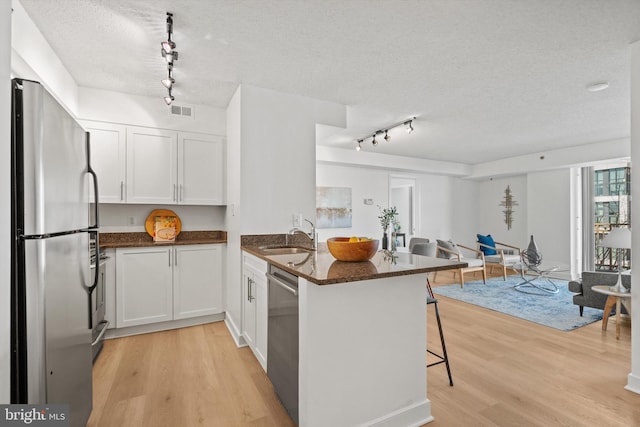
<box><xmin>359</xmin><ymin>399</ymin><xmax>433</xmax><ymax>427</ymax></box>
<box><xmin>224</xmin><ymin>312</ymin><xmax>247</xmax><ymax>347</ymax></box>
<box><xmin>105</xmin><ymin>314</ymin><xmax>224</xmax><ymax>339</ymax></box>
<box><xmin>625</xmin><ymin>373</ymin><xmax>640</xmax><ymax>395</ymax></box>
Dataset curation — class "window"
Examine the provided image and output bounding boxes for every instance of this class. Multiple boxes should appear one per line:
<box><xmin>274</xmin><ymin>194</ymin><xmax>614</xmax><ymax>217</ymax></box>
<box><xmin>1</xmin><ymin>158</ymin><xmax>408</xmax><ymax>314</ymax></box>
<box><xmin>590</xmin><ymin>164</ymin><xmax>631</xmax><ymax>271</ymax></box>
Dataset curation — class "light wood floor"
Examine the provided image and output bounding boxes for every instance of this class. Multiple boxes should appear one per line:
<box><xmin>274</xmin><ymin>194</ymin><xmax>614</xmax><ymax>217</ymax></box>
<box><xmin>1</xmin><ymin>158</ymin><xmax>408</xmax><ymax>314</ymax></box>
<box><xmin>88</xmin><ymin>269</ymin><xmax>640</xmax><ymax>426</ymax></box>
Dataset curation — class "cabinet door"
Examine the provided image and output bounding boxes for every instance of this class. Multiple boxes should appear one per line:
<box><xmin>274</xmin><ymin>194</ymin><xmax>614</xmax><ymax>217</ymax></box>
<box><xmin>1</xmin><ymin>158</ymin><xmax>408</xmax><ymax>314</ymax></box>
<box><xmin>177</xmin><ymin>133</ymin><xmax>225</xmax><ymax>205</ymax></box>
<box><xmin>116</xmin><ymin>247</ymin><xmax>173</xmax><ymax>328</ymax></box>
<box><xmin>242</xmin><ymin>270</ymin><xmax>257</xmax><ymax>349</ymax></box>
<box><xmin>126</xmin><ymin>127</ymin><xmax>177</xmax><ymax>204</ymax></box>
<box><xmin>173</xmin><ymin>245</ymin><xmax>223</xmax><ymax>319</ymax></box>
<box><xmin>83</xmin><ymin>122</ymin><xmax>126</xmax><ymax>203</ymax></box>
<box><xmin>254</xmin><ymin>271</ymin><xmax>268</xmax><ymax>370</ymax></box>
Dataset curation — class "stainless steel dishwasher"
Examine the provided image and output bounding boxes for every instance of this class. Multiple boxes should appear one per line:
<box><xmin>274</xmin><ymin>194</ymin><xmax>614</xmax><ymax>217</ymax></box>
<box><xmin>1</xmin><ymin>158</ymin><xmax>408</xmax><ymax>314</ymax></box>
<box><xmin>266</xmin><ymin>264</ymin><xmax>299</xmax><ymax>424</ymax></box>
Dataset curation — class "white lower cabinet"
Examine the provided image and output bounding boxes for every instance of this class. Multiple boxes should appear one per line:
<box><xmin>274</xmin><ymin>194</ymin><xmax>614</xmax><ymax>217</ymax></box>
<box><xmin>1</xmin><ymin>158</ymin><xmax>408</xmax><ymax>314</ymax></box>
<box><xmin>115</xmin><ymin>244</ymin><xmax>223</xmax><ymax>328</ymax></box>
<box><xmin>242</xmin><ymin>252</ymin><xmax>268</xmax><ymax>370</ymax></box>
<box><xmin>173</xmin><ymin>245</ymin><xmax>223</xmax><ymax>319</ymax></box>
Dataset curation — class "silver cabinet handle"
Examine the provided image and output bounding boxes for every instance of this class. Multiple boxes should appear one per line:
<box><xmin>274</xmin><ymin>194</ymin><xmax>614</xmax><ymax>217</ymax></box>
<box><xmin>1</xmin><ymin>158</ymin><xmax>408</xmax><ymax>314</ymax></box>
<box><xmin>173</xmin><ymin>184</ymin><xmax>177</xmax><ymax>202</ymax></box>
<box><xmin>174</xmin><ymin>248</ymin><xmax>178</xmax><ymax>266</ymax></box>
<box><xmin>168</xmin><ymin>249</ymin><xmax>172</xmax><ymax>267</ymax></box>
<box><xmin>179</xmin><ymin>184</ymin><xmax>183</xmax><ymax>202</ymax></box>
<box><xmin>247</xmin><ymin>277</ymin><xmax>252</xmax><ymax>302</ymax></box>
<box><xmin>120</xmin><ymin>181</ymin><xmax>124</xmax><ymax>201</ymax></box>
<box><xmin>266</xmin><ymin>273</ymin><xmax>298</xmax><ymax>297</ymax></box>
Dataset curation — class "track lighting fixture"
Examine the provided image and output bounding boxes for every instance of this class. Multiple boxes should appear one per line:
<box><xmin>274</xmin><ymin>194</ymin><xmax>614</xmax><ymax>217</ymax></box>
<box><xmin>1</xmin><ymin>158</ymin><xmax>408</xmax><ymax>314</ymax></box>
<box><xmin>160</xmin><ymin>12</ymin><xmax>178</xmax><ymax>105</ymax></box>
<box><xmin>405</xmin><ymin>119</ymin><xmax>414</xmax><ymax>134</ymax></box>
<box><xmin>354</xmin><ymin>117</ymin><xmax>416</xmax><ymax>151</ymax></box>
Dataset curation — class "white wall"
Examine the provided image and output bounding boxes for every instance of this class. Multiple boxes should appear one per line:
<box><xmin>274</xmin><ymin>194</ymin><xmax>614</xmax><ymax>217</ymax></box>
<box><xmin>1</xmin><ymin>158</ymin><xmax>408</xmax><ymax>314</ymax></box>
<box><xmin>224</xmin><ymin>88</ymin><xmax>242</xmax><ymax>341</ymax></box>
<box><xmin>225</xmin><ymin>85</ymin><xmax>346</xmax><ymax>344</ymax></box>
<box><xmin>238</xmin><ymin>86</ymin><xmax>346</xmax><ymax>234</ymax></box>
<box><xmin>477</xmin><ymin>175</ymin><xmax>528</xmax><ymax>248</ymax></box>
<box><xmin>78</xmin><ymin>88</ymin><xmax>226</xmax><ymax>136</ymax></box>
<box><xmin>11</xmin><ymin>0</ymin><xmax>78</xmax><ymax>114</ymax></box>
<box><xmin>1</xmin><ymin>0</ymin><xmax>12</xmax><ymax>405</ymax></box>
<box><xmin>527</xmin><ymin>170</ymin><xmax>572</xmax><ymax>276</ymax></box>
<box><xmin>98</xmin><ymin>204</ymin><xmax>226</xmax><ymax>233</ymax></box>
<box><xmin>316</xmin><ymin>164</ymin><xmax>389</xmax><ymax>242</ymax></box>
<box><xmin>316</xmin><ymin>164</ymin><xmax>481</xmax><ymax>247</ymax></box>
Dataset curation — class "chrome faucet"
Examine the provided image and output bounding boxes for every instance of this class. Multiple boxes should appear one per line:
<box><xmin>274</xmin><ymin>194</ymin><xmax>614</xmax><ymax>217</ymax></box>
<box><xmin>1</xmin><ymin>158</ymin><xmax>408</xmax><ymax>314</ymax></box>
<box><xmin>288</xmin><ymin>218</ymin><xmax>317</xmax><ymax>250</ymax></box>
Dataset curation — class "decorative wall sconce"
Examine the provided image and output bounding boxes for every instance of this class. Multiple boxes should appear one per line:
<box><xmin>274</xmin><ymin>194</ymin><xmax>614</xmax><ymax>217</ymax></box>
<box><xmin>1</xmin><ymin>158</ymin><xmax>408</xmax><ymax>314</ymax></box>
<box><xmin>161</xmin><ymin>12</ymin><xmax>178</xmax><ymax>105</ymax></box>
<box><xmin>500</xmin><ymin>185</ymin><xmax>518</xmax><ymax>230</ymax></box>
<box><xmin>355</xmin><ymin>117</ymin><xmax>416</xmax><ymax>151</ymax></box>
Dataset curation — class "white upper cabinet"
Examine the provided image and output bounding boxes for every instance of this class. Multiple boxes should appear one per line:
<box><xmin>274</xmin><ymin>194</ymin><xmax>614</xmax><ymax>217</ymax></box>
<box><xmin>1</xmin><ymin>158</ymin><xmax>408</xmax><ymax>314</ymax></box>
<box><xmin>126</xmin><ymin>127</ymin><xmax>178</xmax><ymax>204</ymax></box>
<box><xmin>84</xmin><ymin>121</ymin><xmax>225</xmax><ymax>205</ymax></box>
<box><xmin>84</xmin><ymin>123</ymin><xmax>126</xmax><ymax>203</ymax></box>
<box><xmin>178</xmin><ymin>133</ymin><xmax>225</xmax><ymax>205</ymax></box>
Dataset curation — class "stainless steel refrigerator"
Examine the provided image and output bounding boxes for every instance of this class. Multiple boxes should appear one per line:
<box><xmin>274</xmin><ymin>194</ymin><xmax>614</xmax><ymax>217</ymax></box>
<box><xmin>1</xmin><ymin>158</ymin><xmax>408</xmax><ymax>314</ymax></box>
<box><xmin>10</xmin><ymin>78</ymin><xmax>98</xmax><ymax>427</ymax></box>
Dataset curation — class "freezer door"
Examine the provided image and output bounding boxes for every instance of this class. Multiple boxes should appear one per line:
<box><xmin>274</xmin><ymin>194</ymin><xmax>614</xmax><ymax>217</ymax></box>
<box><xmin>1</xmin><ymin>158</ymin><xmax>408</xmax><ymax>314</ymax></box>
<box><xmin>23</xmin><ymin>233</ymin><xmax>92</xmax><ymax>426</ymax></box>
<box><xmin>17</xmin><ymin>80</ymin><xmax>89</xmax><ymax>235</ymax></box>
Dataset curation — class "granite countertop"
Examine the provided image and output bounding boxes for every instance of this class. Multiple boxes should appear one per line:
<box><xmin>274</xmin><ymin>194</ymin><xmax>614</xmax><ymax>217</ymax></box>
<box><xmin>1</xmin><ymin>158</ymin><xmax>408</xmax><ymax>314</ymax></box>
<box><xmin>242</xmin><ymin>243</ymin><xmax>468</xmax><ymax>286</ymax></box>
<box><xmin>100</xmin><ymin>230</ymin><xmax>227</xmax><ymax>248</ymax></box>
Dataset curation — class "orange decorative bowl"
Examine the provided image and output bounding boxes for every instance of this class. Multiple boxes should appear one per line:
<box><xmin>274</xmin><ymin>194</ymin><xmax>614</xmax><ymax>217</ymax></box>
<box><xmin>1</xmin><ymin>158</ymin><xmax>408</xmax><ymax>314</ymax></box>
<box><xmin>326</xmin><ymin>237</ymin><xmax>379</xmax><ymax>262</ymax></box>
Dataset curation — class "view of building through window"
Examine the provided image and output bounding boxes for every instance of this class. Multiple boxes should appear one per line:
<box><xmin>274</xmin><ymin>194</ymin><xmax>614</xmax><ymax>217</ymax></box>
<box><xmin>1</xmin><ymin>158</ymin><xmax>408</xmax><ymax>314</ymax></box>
<box><xmin>594</xmin><ymin>162</ymin><xmax>631</xmax><ymax>271</ymax></box>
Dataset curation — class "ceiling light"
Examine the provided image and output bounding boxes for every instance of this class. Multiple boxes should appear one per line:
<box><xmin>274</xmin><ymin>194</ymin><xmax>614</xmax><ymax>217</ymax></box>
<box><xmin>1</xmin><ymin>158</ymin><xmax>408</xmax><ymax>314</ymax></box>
<box><xmin>587</xmin><ymin>81</ymin><xmax>609</xmax><ymax>92</ymax></box>
<box><xmin>164</xmin><ymin>90</ymin><xmax>175</xmax><ymax>105</ymax></box>
<box><xmin>354</xmin><ymin>117</ymin><xmax>417</xmax><ymax>151</ymax></box>
<box><xmin>160</xmin><ymin>12</ymin><xmax>178</xmax><ymax>105</ymax></box>
<box><xmin>162</xmin><ymin>77</ymin><xmax>175</xmax><ymax>89</ymax></box>
<box><xmin>405</xmin><ymin>119</ymin><xmax>414</xmax><ymax>133</ymax></box>
<box><xmin>161</xmin><ymin>40</ymin><xmax>176</xmax><ymax>55</ymax></box>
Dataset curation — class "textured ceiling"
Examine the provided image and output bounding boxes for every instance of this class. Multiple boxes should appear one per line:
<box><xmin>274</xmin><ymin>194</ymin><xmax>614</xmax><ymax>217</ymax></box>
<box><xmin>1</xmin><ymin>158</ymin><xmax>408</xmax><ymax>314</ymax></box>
<box><xmin>18</xmin><ymin>0</ymin><xmax>640</xmax><ymax>164</ymax></box>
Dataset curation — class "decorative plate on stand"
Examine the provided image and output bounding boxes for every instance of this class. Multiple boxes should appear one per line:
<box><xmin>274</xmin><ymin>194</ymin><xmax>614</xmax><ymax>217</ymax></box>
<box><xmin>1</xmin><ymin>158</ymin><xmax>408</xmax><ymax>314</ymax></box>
<box><xmin>145</xmin><ymin>209</ymin><xmax>182</xmax><ymax>239</ymax></box>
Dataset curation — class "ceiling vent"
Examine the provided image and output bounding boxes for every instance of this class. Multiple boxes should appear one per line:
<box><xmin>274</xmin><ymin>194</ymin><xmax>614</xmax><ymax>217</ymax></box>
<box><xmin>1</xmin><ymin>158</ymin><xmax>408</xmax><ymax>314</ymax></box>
<box><xmin>168</xmin><ymin>103</ymin><xmax>194</xmax><ymax>119</ymax></box>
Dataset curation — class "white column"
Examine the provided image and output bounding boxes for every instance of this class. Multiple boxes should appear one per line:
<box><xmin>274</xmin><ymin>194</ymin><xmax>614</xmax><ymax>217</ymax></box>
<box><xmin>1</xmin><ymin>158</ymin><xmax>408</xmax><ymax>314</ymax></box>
<box><xmin>627</xmin><ymin>40</ymin><xmax>640</xmax><ymax>394</ymax></box>
<box><xmin>0</xmin><ymin>0</ymin><xmax>12</xmax><ymax>404</ymax></box>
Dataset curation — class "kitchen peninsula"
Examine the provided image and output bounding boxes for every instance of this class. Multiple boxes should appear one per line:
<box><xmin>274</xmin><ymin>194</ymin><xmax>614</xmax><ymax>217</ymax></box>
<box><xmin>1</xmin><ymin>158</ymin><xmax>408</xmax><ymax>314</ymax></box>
<box><xmin>243</xmin><ymin>243</ymin><xmax>466</xmax><ymax>427</ymax></box>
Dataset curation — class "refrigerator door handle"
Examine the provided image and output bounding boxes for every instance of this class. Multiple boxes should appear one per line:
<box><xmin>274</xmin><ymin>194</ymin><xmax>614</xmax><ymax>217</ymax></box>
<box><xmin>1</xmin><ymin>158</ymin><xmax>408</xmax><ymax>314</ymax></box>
<box><xmin>88</xmin><ymin>230</ymin><xmax>100</xmax><ymax>292</ymax></box>
<box><xmin>86</xmin><ymin>133</ymin><xmax>100</xmax><ymax>228</ymax></box>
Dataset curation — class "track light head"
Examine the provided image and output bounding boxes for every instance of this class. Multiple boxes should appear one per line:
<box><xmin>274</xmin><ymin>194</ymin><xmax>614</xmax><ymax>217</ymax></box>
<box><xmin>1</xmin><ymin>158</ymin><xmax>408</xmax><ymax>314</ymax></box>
<box><xmin>356</xmin><ymin>140</ymin><xmax>362</xmax><ymax>151</ymax></box>
<box><xmin>161</xmin><ymin>40</ymin><xmax>176</xmax><ymax>54</ymax></box>
<box><xmin>384</xmin><ymin>130</ymin><xmax>390</xmax><ymax>142</ymax></box>
<box><xmin>405</xmin><ymin>120</ymin><xmax>414</xmax><ymax>134</ymax></box>
<box><xmin>161</xmin><ymin>77</ymin><xmax>175</xmax><ymax>89</ymax></box>
<box><xmin>164</xmin><ymin>94</ymin><xmax>175</xmax><ymax>105</ymax></box>
<box><xmin>371</xmin><ymin>134</ymin><xmax>378</xmax><ymax>146</ymax></box>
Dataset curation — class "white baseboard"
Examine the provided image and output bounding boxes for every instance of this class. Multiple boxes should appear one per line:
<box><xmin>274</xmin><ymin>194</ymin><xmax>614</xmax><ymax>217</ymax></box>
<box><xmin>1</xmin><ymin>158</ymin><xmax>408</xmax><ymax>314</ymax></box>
<box><xmin>224</xmin><ymin>313</ymin><xmax>247</xmax><ymax>347</ymax></box>
<box><xmin>625</xmin><ymin>373</ymin><xmax>640</xmax><ymax>394</ymax></box>
<box><xmin>105</xmin><ymin>313</ymin><xmax>225</xmax><ymax>339</ymax></box>
<box><xmin>360</xmin><ymin>399</ymin><xmax>433</xmax><ymax>427</ymax></box>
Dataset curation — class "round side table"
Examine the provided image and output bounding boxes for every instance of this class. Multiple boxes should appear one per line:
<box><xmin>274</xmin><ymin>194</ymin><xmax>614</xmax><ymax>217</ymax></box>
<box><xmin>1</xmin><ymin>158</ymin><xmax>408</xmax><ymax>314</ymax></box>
<box><xmin>592</xmin><ymin>285</ymin><xmax>632</xmax><ymax>340</ymax></box>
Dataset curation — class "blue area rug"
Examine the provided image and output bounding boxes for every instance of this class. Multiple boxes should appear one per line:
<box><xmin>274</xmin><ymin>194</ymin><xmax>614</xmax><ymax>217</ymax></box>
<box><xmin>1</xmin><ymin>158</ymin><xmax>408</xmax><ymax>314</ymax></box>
<box><xmin>432</xmin><ymin>276</ymin><xmax>603</xmax><ymax>331</ymax></box>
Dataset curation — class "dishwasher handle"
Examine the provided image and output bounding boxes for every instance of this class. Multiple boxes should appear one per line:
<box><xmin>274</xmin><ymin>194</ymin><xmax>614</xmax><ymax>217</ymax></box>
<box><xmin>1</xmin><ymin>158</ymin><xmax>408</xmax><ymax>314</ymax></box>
<box><xmin>267</xmin><ymin>272</ymin><xmax>298</xmax><ymax>297</ymax></box>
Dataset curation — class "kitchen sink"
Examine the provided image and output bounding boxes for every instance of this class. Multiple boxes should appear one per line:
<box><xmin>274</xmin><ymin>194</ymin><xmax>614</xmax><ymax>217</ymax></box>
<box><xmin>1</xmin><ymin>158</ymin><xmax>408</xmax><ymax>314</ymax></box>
<box><xmin>258</xmin><ymin>246</ymin><xmax>313</xmax><ymax>255</ymax></box>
